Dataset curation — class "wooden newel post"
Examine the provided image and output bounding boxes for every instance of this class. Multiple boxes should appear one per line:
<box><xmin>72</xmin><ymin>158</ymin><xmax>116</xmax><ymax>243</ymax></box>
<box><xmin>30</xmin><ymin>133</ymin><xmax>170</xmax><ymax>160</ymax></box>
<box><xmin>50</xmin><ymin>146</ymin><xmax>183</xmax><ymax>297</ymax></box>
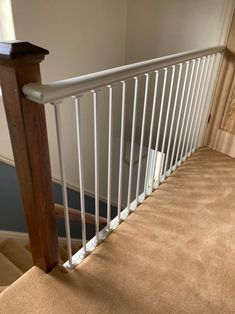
<box><xmin>0</xmin><ymin>41</ymin><xmax>59</xmax><ymax>272</ymax></box>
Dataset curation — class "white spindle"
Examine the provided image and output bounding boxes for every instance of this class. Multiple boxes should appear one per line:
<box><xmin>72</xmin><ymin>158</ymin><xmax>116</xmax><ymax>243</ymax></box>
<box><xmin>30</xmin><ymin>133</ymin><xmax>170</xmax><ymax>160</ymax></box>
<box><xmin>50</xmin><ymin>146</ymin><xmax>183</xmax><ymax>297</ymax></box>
<box><xmin>127</xmin><ymin>77</ymin><xmax>138</xmax><ymax>212</ymax></box>
<box><xmin>169</xmin><ymin>61</ymin><xmax>189</xmax><ymax>173</ymax></box>
<box><xmin>136</xmin><ymin>74</ymin><xmax>149</xmax><ymax>203</ymax></box>
<box><xmin>74</xmin><ymin>96</ymin><xmax>87</xmax><ymax>254</ymax></box>
<box><xmin>92</xmin><ymin>90</ymin><xmax>100</xmax><ymax>241</ymax></box>
<box><xmin>197</xmin><ymin>53</ymin><xmax>223</xmax><ymax>147</ymax></box>
<box><xmin>180</xmin><ymin>58</ymin><xmax>201</xmax><ymax>162</ymax></box>
<box><xmin>163</xmin><ymin>64</ymin><xmax>182</xmax><ymax>178</ymax></box>
<box><xmin>194</xmin><ymin>54</ymin><xmax>216</xmax><ymax>150</ymax></box>
<box><xmin>190</xmin><ymin>56</ymin><xmax>210</xmax><ymax>153</ymax></box>
<box><xmin>117</xmin><ymin>81</ymin><xmax>126</xmax><ymax>221</ymax></box>
<box><xmin>151</xmin><ymin>68</ymin><xmax>167</xmax><ymax>190</ymax></box>
<box><xmin>185</xmin><ymin>57</ymin><xmax>206</xmax><ymax>156</ymax></box>
<box><xmin>107</xmin><ymin>85</ymin><xmax>113</xmax><ymax>230</ymax></box>
<box><xmin>159</xmin><ymin>66</ymin><xmax>175</xmax><ymax>182</ymax></box>
<box><xmin>174</xmin><ymin>60</ymin><xmax>196</xmax><ymax>168</ymax></box>
<box><xmin>53</xmin><ymin>102</ymin><xmax>73</xmax><ymax>266</ymax></box>
<box><xmin>144</xmin><ymin>71</ymin><xmax>159</xmax><ymax>196</ymax></box>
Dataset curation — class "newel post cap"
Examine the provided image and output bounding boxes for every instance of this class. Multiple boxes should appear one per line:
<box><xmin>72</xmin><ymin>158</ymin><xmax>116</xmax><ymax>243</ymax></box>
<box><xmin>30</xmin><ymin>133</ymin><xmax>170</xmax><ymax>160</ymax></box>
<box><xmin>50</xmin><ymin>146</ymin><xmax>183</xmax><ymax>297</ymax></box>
<box><xmin>0</xmin><ymin>41</ymin><xmax>49</xmax><ymax>66</ymax></box>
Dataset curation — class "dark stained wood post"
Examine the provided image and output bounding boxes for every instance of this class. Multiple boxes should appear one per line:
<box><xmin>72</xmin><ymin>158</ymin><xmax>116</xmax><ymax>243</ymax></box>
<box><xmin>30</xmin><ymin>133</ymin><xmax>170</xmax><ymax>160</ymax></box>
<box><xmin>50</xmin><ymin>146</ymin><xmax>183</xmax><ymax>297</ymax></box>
<box><xmin>0</xmin><ymin>41</ymin><xmax>59</xmax><ymax>272</ymax></box>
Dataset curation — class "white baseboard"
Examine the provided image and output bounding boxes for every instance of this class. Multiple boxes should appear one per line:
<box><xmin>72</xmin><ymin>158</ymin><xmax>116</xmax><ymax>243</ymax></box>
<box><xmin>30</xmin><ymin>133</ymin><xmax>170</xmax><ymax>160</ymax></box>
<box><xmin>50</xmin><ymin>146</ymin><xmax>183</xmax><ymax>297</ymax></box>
<box><xmin>0</xmin><ymin>230</ymin><xmax>29</xmax><ymax>245</ymax></box>
<box><xmin>0</xmin><ymin>230</ymin><xmax>82</xmax><ymax>247</ymax></box>
<box><xmin>0</xmin><ymin>155</ymin><xmax>119</xmax><ymax>208</ymax></box>
<box><xmin>0</xmin><ymin>155</ymin><xmax>15</xmax><ymax>167</ymax></box>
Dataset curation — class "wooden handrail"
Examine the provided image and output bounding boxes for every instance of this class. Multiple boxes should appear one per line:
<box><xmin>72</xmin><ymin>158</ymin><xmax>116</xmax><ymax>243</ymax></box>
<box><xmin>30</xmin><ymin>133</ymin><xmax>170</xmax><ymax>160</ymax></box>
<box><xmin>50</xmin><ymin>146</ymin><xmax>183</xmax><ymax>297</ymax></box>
<box><xmin>54</xmin><ymin>204</ymin><xmax>107</xmax><ymax>226</ymax></box>
<box><xmin>0</xmin><ymin>41</ymin><xmax>59</xmax><ymax>272</ymax></box>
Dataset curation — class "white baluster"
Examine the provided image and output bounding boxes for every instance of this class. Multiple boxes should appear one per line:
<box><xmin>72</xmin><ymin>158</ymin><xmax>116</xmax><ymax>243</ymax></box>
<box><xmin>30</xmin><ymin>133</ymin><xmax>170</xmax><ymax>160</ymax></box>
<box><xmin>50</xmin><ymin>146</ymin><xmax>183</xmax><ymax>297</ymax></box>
<box><xmin>193</xmin><ymin>54</ymin><xmax>215</xmax><ymax>150</ymax></box>
<box><xmin>190</xmin><ymin>56</ymin><xmax>210</xmax><ymax>153</ymax></box>
<box><xmin>53</xmin><ymin>101</ymin><xmax>73</xmax><ymax>266</ymax></box>
<box><xmin>163</xmin><ymin>64</ymin><xmax>182</xmax><ymax>179</ymax></box>
<box><xmin>144</xmin><ymin>71</ymin><xmax>159</xmax><ymax>196</ymax></box>
<box><xmin>74</xmin><ymin>96</ymin><xmax>87</xmax><ymax>255</ymax></box>
<box><xmin>185</xmin><ymin>57</ymin><xmax>206</xmax><ymax>156</ymax></box>
<box><xmin>169</xmin><ymin>61</ymin><xmax>189</xmax><ymax>173</ymax></box>
<box><xmin>180</xmin><ymin>58</ymin><xmax>201</xmax><ymax>163</ymax></box>
<box><xmin>136</xmin><ymin>73</ymin><xmax>149</xmax><ymax>204</ymax></box>
<box><xmin>151</xmin><ymin>68</ymin><xmax>168</xmax><ymax>190</ymax></box>
<box><xmin>159</xmin><ymin>65</ymin><xmax>175</xmax><ymax>183</ymax></box>
<box><xmin>127</xmin><ymin>77</ymin><xmax>138</xmax><ymax>212</ymax></box>
<box><xmin>174</xmin><ymin>60</ymin><xmax>196</xmax><ymax>168</ymax></box>
<box><xmin>117</xmin><ymin>81</ymin><xmax>126</xmax><ymax>221</ymax></box>
<box><xmin>91</xmin><ymin>90</ymin><xmax>100</xmax><ymax>242</ymax></box>
<box><xmin>107</xmin><ymin>85</ymin><xmax>113</xmax><ymax>230</ymax></box>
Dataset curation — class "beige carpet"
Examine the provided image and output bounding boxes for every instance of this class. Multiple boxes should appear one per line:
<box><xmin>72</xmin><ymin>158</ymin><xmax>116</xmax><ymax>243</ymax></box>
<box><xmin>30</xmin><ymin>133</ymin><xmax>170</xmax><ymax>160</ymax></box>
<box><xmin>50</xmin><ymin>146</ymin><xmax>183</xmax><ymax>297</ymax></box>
<box><xmin>0</xmin><ymin>237</ymin><xmax>82</xmax><ymax>293</ymax></box>
<box><xmin>0</xmin><ymin>148</ymin><xmax>235</xmax><ymax>313</ymax></box>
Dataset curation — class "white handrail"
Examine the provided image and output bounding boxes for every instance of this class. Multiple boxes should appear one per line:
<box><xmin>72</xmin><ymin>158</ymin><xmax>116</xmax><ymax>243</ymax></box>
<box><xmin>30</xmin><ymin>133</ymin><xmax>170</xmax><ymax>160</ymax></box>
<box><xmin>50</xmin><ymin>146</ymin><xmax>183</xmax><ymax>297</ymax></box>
<box><xmin>23</xmin><ymin>46</ymin><xmax>224</xmax><ymax>104</ymax></box>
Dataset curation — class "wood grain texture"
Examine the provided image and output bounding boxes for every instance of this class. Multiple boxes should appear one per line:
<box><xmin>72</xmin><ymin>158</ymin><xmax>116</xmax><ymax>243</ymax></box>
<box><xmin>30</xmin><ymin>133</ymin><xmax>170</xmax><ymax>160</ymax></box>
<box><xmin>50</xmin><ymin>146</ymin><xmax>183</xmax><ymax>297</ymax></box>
<box><xmin>0</xmin><ymin>41</ymin><xmax>59</xmax><ymax>272</ymax></box>
<box><xmin>54</xmin><ymin>204</ymin><xmax>107</xmax><ymax>226</ymax></box>
<box><xmin>221</xmin><ymin>72</ymin><xmax>235</xmax><ymax>133</ymax></box>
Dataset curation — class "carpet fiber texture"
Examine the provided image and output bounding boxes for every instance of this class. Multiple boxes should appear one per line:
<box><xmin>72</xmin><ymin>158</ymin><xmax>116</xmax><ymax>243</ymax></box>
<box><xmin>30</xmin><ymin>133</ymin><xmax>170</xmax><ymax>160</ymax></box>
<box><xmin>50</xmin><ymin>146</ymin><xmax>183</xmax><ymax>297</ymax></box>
<box><xmin>0</xmin><ymin>148</ymin><xmax>235</xmax><ymax>313</ymax></box>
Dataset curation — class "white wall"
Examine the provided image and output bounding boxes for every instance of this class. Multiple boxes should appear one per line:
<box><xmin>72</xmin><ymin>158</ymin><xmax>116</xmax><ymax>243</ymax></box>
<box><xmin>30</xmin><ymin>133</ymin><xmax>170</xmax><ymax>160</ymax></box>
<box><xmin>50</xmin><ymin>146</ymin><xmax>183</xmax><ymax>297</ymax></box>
<box><xmin>0</xmin><ymin>0</ymin><xmax>127</xmax><ymax>201</ymax></box>
<box><xmin>0</xmin><ymin>0</ymin><xmax>233</xmax><ymax>203</ymax></box>
<box><xmin>124</xmin><ymin>0</ymin><xmax>233</xmax><ymax>170</ymax></box>
<box><xmin>11</xmin><ymin>0</ymin><xmax>127</xmax><ymax>81</ymax></box>
<box><xmin>125</xmin><ymin>0</ymin><xmax>233</xmax><ymax>64</ymax></box>
<box><xmin>0</xmin><ymin>0</ymin><xmax>15</xmax><ymax>165</ymax></box>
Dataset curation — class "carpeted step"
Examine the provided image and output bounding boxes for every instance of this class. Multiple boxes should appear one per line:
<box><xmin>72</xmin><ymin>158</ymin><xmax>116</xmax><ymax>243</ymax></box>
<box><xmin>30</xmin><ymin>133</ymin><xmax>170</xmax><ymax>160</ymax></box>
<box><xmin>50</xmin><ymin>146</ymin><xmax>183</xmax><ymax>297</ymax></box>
<box><xmin>0</xmin><ymin>239</ymin><xmax>33</xmax><ymax>273</ymax></box>
<box><xmin>59</xmin><ymin>246</ymin><xmax>68</xmax><ymax>263</ymax></box>
<box><xmin>0</xmin><ymin>286</ymin><xmax>7</xmax><ymax>293</ymax></box>
<box><xmin>25</xmin><ymin>242</ymin><xmax>71</xmax><ymax>263</ymax></box>
<box><xmin>0</xmin><ymin>253</ymin><xmax>23</xmax><ymax>286</ymax></box>
<box><xmin>24</xmin><ymin>242</ymin><xmax>31</xmax><ymax>252</ymax></box>
<box><xmin>63</xmin><ymin>242</ymin><xmax>83</xmax><ymax>255</ymax></box>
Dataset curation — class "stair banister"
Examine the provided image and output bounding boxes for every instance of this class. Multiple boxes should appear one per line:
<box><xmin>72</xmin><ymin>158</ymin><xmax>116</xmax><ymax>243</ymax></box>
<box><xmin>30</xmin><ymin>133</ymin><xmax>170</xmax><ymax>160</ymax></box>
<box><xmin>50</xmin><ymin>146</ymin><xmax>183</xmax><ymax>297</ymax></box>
<box><xmin>0</xmin><ymin>40</ymin><xmax>225</xmax><ymax>270</ymax></box>
<box><xmin>0</xmin><ymin>41</ymin><xmax>59</xmax><ymax>272</ymax></box>
<box><xmin>22</xmin><ymin>45</ymin><xmax>225</xmax><ymax>105</ymax></box>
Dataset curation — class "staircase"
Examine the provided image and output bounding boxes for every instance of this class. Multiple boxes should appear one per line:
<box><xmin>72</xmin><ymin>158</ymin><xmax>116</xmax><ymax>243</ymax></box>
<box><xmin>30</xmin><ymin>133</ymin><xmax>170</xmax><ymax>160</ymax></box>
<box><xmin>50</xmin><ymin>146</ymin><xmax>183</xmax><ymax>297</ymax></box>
<box><xmin>0</xmin><ymin>238</ymin><xmax>82</xmax><ymax>293</ymax></box>
<box><xmin>0</xmin><ymin>148</ymin><xmax>235</xmax><ymax>313</ymax></box>
<box><xmin>0</xmin><ymin>239</ymin><xmax>32</xmax><ymax>293</ymax></box>
<box><xmin>0</xmin><ymin>33</ymin><xmax>234</xmax><ymax>311</ymax></box>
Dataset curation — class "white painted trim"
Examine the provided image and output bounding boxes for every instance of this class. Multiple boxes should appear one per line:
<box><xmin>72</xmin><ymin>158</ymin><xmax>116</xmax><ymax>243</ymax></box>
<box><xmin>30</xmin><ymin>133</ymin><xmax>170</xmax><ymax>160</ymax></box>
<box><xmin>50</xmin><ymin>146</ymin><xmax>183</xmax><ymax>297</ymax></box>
<box><xmin>214</xmin><ymin>128</ymin><xmax>235</xmax><ymax>157</ymax></box>
<box><xmin>0</xmin><ymin>155</ymin><xmax>14</xmax><ymax>167</ymax></box>
<box><xmin>218</xmin><ymin>0</ymin><xmax>235</xmax><ymax>46</ymax></box>
<box><xmin>0</xmin><ymin>230</ymin><xmax>82</xmax><ymax>247</ymax></box>
<box><xmin>0</xmin><ymin>230</ymin><xmax>29</xmax><ymax>245</ymax></box>
<box><xmin>0</xmin><ymin>0</ymin><xmax>15</xmax><ymax>41</ymax></box>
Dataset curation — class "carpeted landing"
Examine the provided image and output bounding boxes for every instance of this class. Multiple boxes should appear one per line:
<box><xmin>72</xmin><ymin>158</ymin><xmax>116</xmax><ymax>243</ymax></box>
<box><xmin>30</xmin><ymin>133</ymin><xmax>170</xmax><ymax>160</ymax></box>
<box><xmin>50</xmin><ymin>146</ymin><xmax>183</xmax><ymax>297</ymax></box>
<box><xmin>0</xmin><ymin>148</ymin><xmax>235</xmax><ymax>313</ymax></box>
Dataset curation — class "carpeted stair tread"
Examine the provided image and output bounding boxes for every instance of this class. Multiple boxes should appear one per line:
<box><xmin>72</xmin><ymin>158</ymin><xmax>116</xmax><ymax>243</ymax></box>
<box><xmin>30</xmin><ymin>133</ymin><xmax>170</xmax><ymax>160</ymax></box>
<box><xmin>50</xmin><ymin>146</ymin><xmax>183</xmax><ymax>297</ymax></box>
<box><xmin>0</xmin><ymin>286</ymin><xmax>8</xmax><ymax>293</ymax></box>
<box><xmin>25</xmin><ymin>241</ymin><xmax>73</xmax><ymax>263</ymax></box>
<box><xmin>24</xmin><ymin>243</ymin><xmax>31</xmax><ymax>253</ymax></box>
<box><xmin>0</xmin><ymin>253</ymin><xmax>23</xmax><ymax>286</ymax></box>
<box><xmin>1</xmin><ymin>148</ymin><xmax>235</xmax><ymax>312</ymax></box>
<box><xmin>59</xmin><ymin>246</ymin><xmax>68</xmax><ymax>263</ymax></box>
<box><xmin>63</xmin><ymin>242</ymin><xmax>83</xmax><ymax>255</ymax></box>
<box><xmin>0</xmin><ymin>239</ymin><xmax>33</xmax><ymax>273</ymax></box>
